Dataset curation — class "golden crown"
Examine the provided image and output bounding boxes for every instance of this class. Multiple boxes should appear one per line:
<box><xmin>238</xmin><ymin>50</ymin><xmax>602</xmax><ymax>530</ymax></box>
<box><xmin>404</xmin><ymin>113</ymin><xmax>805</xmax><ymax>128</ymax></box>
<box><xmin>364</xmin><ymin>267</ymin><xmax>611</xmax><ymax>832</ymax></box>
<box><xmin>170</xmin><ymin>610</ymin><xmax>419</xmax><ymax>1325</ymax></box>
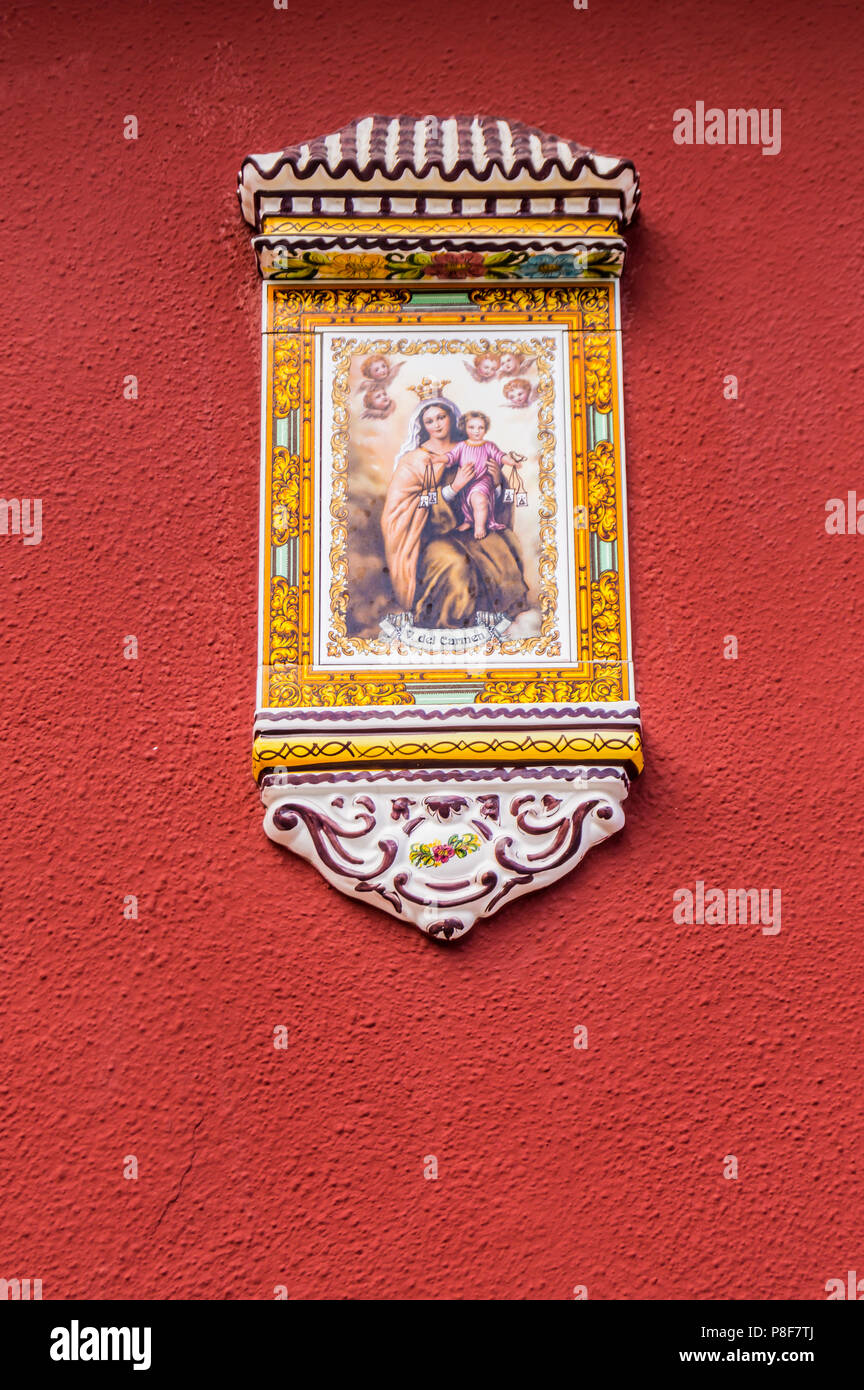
<box><xmin>407</xmin><ymin>377</ymin><xmax>450</xmax><ymax>401</ymax></box>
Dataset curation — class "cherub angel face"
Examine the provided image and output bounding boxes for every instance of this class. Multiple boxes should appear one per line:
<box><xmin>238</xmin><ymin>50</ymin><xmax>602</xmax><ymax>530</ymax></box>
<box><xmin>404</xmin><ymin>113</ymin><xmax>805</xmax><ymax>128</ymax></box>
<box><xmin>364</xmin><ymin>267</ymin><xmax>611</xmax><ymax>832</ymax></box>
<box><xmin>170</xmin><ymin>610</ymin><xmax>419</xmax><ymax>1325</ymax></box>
<box><xmin>367</xmin><ymin>387</ymin><xmax>390</xmax><ymax>410</ymax></box>
<box><xmin>499</xmin><ymin>352</ymin><xmax>521</xmax><ymax>375</ymax></box>
<box><xmin>365</xmin><ymin>356</ymin><xmax>390</xmax><ymax>379</ymax></box>
<box><xmin>474</xmin><ymin>354</ymin><xmax>500</xmax><ymax>379</ymax></box>
<box><xmin>504</xmin><ymin>380</ymin><xmax>531</xmax><ymax>408</ymax></box>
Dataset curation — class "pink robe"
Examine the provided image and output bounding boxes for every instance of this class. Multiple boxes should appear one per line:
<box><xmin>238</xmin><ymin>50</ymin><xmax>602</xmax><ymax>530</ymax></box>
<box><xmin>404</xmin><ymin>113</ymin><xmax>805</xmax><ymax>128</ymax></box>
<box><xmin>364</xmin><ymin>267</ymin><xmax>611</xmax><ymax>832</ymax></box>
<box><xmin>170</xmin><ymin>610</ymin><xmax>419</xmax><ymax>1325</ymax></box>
<box><xmin>446</xmin><ymin>440</ymin><xmax>505</xmax><ymax>531</ymax></box>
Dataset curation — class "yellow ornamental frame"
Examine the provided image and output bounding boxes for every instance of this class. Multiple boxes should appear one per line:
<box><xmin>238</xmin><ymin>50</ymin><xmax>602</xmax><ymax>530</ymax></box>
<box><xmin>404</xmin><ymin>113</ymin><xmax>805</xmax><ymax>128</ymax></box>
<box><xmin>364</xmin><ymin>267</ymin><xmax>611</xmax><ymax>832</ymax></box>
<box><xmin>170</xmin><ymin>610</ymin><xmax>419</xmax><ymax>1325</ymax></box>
<box><xmin>259</xmin><ymin>283</ymin><xmax>631</xmax><ymax>714</ymax></box>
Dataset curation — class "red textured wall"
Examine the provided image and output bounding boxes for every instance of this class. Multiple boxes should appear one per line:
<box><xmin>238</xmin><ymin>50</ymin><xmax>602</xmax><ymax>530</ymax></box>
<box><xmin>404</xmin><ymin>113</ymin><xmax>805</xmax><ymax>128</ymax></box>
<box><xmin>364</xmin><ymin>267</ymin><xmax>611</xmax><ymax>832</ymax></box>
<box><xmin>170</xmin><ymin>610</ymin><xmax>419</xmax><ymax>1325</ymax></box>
<box><xmin>1</xmin><ymin>0</ymin><xmax>863</xmax><ymax>1301</ymax></box>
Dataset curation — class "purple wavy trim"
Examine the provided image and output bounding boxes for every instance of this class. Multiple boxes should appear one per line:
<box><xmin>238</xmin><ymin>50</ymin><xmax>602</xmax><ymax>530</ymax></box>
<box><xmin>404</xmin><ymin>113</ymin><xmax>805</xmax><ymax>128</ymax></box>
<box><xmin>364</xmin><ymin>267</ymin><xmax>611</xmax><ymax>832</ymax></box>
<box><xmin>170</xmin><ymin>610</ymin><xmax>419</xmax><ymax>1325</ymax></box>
<box><xmin>259</xmin><ymin>765</ymin><xmax>630</xmax><ymax>790</ymax></box>
<box><xmin>255</xmin><ymin>703</ymin><xmax>641</xmax><ymax>726</ymax></box>
<box><xmin>241</xmin><ymin>148</ymin><xmax>637</xmax><ymax>190</ymax></box>
<box><xmin>254</xmin><ymin>234</ymin><xmax>626</xmax><ymax>254</ymax></box>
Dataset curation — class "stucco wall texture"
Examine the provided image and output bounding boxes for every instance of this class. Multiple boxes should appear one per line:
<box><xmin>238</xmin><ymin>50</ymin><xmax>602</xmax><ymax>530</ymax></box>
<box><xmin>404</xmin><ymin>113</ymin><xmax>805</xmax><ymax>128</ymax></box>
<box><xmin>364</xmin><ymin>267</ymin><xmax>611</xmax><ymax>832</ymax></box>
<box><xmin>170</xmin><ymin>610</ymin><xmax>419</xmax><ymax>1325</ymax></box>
<box><xmin>1</xmin><ymin>0</ymin><xmax>863</xmax><ymax>1302</ymax></box>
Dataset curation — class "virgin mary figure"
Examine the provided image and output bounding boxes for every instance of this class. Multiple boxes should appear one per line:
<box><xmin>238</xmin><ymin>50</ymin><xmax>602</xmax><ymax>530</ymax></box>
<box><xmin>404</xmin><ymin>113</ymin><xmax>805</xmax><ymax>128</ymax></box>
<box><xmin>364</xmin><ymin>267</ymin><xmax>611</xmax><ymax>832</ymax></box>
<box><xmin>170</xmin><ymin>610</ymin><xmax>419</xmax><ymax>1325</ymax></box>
<box><xmin>380</xmin><ymin>393</ymin><xmax>531</xmax><ymax>632</ymax></box>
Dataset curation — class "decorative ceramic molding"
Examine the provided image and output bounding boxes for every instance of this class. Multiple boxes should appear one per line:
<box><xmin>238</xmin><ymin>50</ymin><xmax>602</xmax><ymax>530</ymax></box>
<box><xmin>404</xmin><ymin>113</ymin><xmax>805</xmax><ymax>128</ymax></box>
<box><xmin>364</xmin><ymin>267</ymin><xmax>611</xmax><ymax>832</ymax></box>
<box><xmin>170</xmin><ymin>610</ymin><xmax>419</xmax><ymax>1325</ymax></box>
<box><xmin>238</xmin><ymin>116</ymin><xmax>638</xmax><ymax>283</ymax></box>
<box><xmin>238</xmin><ymin>116</ymin><xmax>642</xmax><ymax>941</ymax></box>
<box><xmin>254</xmin><ymin>234</ymin><xmax>626</xmax><ymax>284</ymax></box>
<box><xmin>261</xmin><ymin>768</ymin><xmax>628</xmax><ymax>941</ymax></box>
<box><xmin>238</xmin><ymin>115</ymin><xmax>640</xmax><ymax>221</ymax></box>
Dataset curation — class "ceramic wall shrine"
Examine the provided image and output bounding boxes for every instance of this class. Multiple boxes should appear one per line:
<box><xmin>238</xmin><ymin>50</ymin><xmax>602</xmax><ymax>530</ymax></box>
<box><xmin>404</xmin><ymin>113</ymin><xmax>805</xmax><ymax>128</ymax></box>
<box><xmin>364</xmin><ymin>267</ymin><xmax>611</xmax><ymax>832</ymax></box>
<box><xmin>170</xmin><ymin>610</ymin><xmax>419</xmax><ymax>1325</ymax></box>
<box><xmin>237</xmin><ymin>115</ymin><xmax>641</xmax><ymax>940</ymax></box>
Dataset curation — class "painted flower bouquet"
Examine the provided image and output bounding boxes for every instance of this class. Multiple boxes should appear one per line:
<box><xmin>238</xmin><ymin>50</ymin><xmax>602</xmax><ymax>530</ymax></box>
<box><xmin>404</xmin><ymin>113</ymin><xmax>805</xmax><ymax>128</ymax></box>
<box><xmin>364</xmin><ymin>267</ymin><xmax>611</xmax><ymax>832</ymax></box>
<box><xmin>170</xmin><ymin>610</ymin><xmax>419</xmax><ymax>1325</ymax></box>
<box><xmin>409</xmin><ymin>832</ymin><xmax>482</xmax><ymax>868</ymax></box>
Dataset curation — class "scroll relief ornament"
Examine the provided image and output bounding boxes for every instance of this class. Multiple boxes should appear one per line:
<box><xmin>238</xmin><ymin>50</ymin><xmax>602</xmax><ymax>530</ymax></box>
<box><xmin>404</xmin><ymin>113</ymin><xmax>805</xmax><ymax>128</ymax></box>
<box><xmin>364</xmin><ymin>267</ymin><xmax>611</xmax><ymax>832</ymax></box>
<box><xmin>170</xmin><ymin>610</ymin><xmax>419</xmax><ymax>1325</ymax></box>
<box><xmin>262</xmin><ymin>773</ymin><xmax>628</xmax><ymax>941</ymax></box>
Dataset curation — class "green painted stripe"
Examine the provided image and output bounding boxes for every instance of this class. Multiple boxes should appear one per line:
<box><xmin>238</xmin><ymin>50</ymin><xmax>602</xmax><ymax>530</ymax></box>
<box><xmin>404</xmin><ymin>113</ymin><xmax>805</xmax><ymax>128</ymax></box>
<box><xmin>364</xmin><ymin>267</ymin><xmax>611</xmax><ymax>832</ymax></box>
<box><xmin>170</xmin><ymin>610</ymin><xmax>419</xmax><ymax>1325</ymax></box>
<box><xmin>405</xmin><ymin>683</ymin><xmax>484</xmax><ymax>706</ymax></box>
<box><xmin>275</xmin><ymin>415</ymin><xmax>289</xmax><ymax>447</ymax></box>
<box><xmin>409</xmin><ymin>292</ymin><xmax>472</xmax><ymax>306</ymax></box>
<box><xmin>287</xmin><ymin>537</ymin><xmax>299</xmax><ymax>585</ymax></box>
<box><xmin>598</xmin><ymin>539</ymin><xmax>618</xmax><ymax>573</ymax></box>
<box><xmin>592</xmin><ymin>408</ymin><xmax>612</xmax><ymax>443</ymax></box>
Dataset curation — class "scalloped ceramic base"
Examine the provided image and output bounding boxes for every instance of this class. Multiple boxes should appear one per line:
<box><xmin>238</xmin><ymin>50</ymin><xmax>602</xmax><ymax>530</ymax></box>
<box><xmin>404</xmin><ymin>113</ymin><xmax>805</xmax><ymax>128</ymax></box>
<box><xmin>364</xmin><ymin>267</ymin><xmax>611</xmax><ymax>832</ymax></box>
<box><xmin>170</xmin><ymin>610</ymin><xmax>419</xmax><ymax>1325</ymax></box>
<box><xmin>261</xmin><ymin>766</ymin><xmax>628</xmax><ymax>941</ymax></box>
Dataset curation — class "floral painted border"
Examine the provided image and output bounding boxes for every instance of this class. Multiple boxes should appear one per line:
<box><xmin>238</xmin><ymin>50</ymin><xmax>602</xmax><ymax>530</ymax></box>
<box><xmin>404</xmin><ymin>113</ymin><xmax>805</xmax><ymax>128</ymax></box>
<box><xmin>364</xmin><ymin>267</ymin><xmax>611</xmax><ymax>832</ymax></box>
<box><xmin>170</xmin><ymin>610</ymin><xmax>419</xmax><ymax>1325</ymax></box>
<box><xmin>257</xmin><ymin>243</ymin><xmax>624</xmax><ymax>282</ymax></box>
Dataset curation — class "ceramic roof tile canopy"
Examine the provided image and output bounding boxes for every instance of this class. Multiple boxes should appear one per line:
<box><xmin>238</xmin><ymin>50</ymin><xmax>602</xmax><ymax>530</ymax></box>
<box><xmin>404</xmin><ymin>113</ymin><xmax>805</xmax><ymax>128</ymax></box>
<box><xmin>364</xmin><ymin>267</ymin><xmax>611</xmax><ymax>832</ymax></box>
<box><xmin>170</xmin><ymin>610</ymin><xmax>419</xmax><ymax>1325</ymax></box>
<box><xmin>239</xmin><ymin>116</ymin><xmax>642</xmax><ymax>940</ymax></box>
<box><xmin>238</xmin><ymin>114</ymin><xmax>640</xmax><ymax>228</ymax></box>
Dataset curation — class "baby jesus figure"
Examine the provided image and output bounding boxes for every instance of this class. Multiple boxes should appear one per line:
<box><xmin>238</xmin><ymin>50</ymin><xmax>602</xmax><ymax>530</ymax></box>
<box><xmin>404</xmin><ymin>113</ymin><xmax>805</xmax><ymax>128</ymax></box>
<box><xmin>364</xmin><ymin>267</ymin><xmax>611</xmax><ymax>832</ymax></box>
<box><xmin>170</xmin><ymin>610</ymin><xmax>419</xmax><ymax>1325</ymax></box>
<box><xmin>447</xmin><ymin>411</ymin><xmax>521</xmax><ymax>540</ymax></box>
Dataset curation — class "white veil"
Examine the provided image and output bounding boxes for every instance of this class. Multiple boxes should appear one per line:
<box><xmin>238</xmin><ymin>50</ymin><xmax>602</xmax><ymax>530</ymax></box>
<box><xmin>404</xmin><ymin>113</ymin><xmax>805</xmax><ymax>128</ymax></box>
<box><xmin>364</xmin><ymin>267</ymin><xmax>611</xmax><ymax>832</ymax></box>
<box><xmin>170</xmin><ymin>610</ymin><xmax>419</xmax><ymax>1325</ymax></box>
<box><xmin>393</xmin><ymin>395</ymin><xmax>463</xmax><ymax>471</ymax></box>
